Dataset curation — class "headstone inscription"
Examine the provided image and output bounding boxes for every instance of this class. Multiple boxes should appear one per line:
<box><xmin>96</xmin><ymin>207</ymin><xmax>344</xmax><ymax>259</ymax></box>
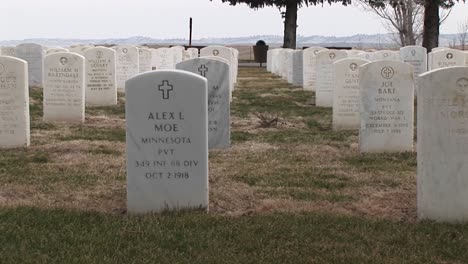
<box><xmin>418</xmin><ymin>67</ymin><xmax>468</xmax><ymax>222</ymax></box>
<box><xmin>125</xmin><ymin>70</ymin><xmax>209</xmax><ymax>214</ymax></box>
<box><xmin>43</xmin><ymin>52</ymin><xmax>85</xmax><ymax>123</ymax></box>
<box><xmin>400</xmin><ymin>46</ymin><xmax>427</xmax><ymax>93</ymax></box>
<box><xmin>332</xmin><ymin>58</ymin><xmax>370</xmax><ymax>130</ymax></box>
<box><xmin>176</xmin><ymin>58</ymin><xmax>231</xmax><ymax>149</ymax></box>
<box><xmin>84</xmin><ymin>47</ymin><xmax>117</xmax><ymax>106</ymax></box>
<box><xmin>359</xmin><ymin>61</ymin><xmax>414</xmax><ymax>153</ymax></box>
<box><xmin>0</xmin><ymin>56</ymin><xmax>30</xmax><ymax>148</ymax></box>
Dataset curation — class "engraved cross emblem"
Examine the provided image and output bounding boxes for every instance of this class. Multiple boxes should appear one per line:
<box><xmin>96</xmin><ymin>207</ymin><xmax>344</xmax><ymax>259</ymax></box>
<box><xmin>381</xmin><ymin>66</ymin><xmax>395</xmax><ymax>79</ymax></box>
<box><xmin>198</xmin><ymin>65</ymin><xmax>208</xmax><ymax>77</ymax></box>
<box><xmin>158</xmin><ymin>80</ymin><xmax>173</xmax><ymax>100</ymax></box>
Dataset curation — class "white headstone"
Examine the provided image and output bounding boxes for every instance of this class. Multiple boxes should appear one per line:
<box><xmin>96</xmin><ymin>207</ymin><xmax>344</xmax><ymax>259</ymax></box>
<box><xmin>84</xmin><ymin>47</ymin><xmax>117</xmax><ymax>106</ymax></box>
<box><xmin>138</xmin><ymin>48</ymin><xmax>152</xmax><ymax>73</ymax></box>
<box><xmin>114</xmin><ymin>45</ymin><xmax>139</xmax><ymax>92</ymax></box>
<box><xmin>302</xmin><ymin>47</ymin><xmax>326</xmax><ymax>91</ymax></box>
<box><xmin>431</xmin><ymin>49</ymin><xmax>465</xmax><ymax>70</ymax></box>
<box><xmin>16</xmin><ymin>43</ymin><xmax>44</xmax><ymax>87</ymax></box>
<box><xmin>1</xmin><ymin>46</ymin><xmax>16</xmax><ymax>57</ymax></box>
<box><xmin>125</xmin><ymin>70</ymin><xmax>208</xmax><ymax>214</ymax></box>
<box><xmin>0</xmin><ymin>56</ymin><xmax>30</xmax><ymax>148</ymax></box>
<box><xmin>347</xmin><ymin>50</ymin><xmax>365</xmax><ymax>58</ymax></box>
<box><xmin>359</xmin><ymin>61</ymin><xmax>414</xmax><ymax>153</ymax></box>
<box><xmin>47</xmin><ymin>48</ymin><xmax>69</xmax><ymax>54</ymax></box>
<box><xmin>187</xmin><ymin>48</ymin><xmax>199</xmax><ymax>59</ymax></box>
<box><xmin>315</xmin><ymin>50</ymin><xmax>347</xmax><ymax>107</ymax></box>
<box><xmin>400</xmin><ymin>46</ymin><xmax>428</xmax><ymax>93</ymax></box>
<box><xmin>357</xmin><ymin>52</ymin><xmax>375</xmax><ymax>61</ymax></box>
<box><xmin>43</xmin><ymin>52</ymin><xmax>85</xmax><ymax>123</ymax></box>
<box><xmin>69</xmin><ymin>45</ymin><xmax>93</xmax><ymax>55</ymax></box>
<box><xmin>373</xmin><ymin>50</ymin><xmax>400</xmax><ymax>61</ymax></box>
<box><xmin>176</xmin><ymin>58</ymin><xmax>231</xmax><ymax>148</ymax></box>
<box><xmin>154</xmin><ymin>48</ymin><xmax>175</xmax><ymax>70</ymax></box>
<box><xmin>418</xmin><ymin>67</ymin><xmax>468</xmax><ymax>222</ymax></box>
<box><xmin>171</xmin><ymin>46</ymin><xmax>185</xmax><ymax>64</ymax></box>
<box><xmin>200</xmin><ymin>45</ymin><xmax>235</xmax><ymax>87</ymax></box>
<box><xmin>292</xmin><ymin>50</ymin><xmax>303</xmax><ymax>86</ymax></box>
<box><xmin>332</xmin><ymin>58</ymin><xmax>370</xmax><ymax>130</ymax></box>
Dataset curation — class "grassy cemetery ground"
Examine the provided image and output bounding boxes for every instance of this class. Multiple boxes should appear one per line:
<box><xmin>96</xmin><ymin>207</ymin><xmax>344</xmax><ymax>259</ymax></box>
<box><xmin>1</xmin><ymin>67</ymin><xmax>468</xmax><ymax>263</ymax></box>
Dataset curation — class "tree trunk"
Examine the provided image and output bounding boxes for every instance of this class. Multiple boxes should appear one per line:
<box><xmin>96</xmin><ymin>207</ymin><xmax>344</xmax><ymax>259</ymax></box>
<box><xmin>422</xmin><ymin>0</ymin><xmax>439</xmax><ymax>52</ymax></box>
<box><xmin>282</xmin><ymin>2</ymin><xmax>298</xmax><ymax>49</ymax></box>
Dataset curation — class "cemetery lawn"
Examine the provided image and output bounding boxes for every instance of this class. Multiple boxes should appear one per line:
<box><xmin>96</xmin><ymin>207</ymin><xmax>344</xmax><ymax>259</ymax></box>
<box><xmin>1</xmin><ymin>67</ymin><xmax>468</xmax><ymax>263</ymax></box>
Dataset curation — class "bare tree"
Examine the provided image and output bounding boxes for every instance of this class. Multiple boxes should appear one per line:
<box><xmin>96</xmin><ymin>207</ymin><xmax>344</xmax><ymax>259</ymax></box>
<box><xmin>357</xmin><ymin>0</ymin><xmax>452</xmax><ymax>47</ymax></box>
<box><xmin>458</xmin><ymin>18</ymin><xmax>468</xmax><ymax>50</ymax></box>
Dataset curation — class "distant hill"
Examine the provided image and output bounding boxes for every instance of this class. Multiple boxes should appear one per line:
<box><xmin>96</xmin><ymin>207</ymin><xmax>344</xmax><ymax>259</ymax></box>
<box><xmin>0</xmin><ymin>34</ymin><xmax>462</xmax><ymax>48</ymax></box>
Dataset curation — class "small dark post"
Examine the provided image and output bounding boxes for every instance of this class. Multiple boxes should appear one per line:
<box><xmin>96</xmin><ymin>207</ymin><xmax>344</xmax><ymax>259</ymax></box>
<box><xmin>189</xmin><ymin>17</ymin><xmax>193</xmax><ymax>47</ymax></box>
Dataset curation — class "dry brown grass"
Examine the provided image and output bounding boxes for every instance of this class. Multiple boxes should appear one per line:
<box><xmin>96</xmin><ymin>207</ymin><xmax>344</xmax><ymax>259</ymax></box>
<box><xmin>0</xmin><ymin>67</ymin><xmax>417</xmax><ymax>223</ymax></box>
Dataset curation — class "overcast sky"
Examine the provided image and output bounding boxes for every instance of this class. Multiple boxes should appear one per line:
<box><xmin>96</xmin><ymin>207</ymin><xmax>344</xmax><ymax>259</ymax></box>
<box><xmin>2</xmin><ymin>0</ymin><xmax>468</xmax><ymax>41</ymax></box>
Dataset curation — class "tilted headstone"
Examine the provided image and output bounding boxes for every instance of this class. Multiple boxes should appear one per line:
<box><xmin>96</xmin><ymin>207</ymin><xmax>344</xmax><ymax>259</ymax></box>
<box><xmin>400</xmin><ymin>46</ymin><xmax>427</xmax><ymax>93</ymax></box>
<box><xmin>418</xmin><ymin>67</ymin><xmax>468</xmax><ymax>222</ymax></box>
<box><xmin>332</xmin><ymin>58</ymin><xmax>370</xmax><ymax>130</ymax></box>
<box><xmin>113</xmin><ymin>45</ymin><xmax>139</xmax><ymax>92</ymax></box>
<box><xmin>302</xmin><ymin>46</ymin><xmax>326</xmax><ymax>91</ymax></box>
<box><xmin>176</xmin><ymin>58</ymin><xmax>231</xmax><ymax>148</ymax></box>
<box><xmin>431</xmin><ymin>49</ymin><xmax>465</xmax><ymax>70</ymax></box>
<box><xmin>138</xmin><ymin>48</ymin><xmax>152</xmax><ymax>73</ymax></box>
<box><xmin>16</xmin><ymin>43</ymin><xmax>44</xmax><ymax>87</ymax></box>
<box><xmin>43</xmin><ymin>52</ymin><xmax>85</xmax><ymax>123</ymax></box>
<box><xmin>1</xmin><ymin>46</ymin><xmax>16</xmax><ymax>57</ymax></box>
<box><xmin>125</xmin><ymin>70</ymin><xmax>208</xmax><ymax>213</ymax></box>
<box><xmin>359</xmin><ymin>61</ymin><xmax>414</xmax><ymax>153</ymax></box>
<box><xmin>315</xmin><ymin>50</ymin><xmax>347</xmax><ymax>107</ymax></box>
<box><xmin>84</xmin><ymin>47</ymin><xmax>117</xmax><ymax>106</ymax></box>
<box><xmin>0</xmin><ymin>56</ymin><xmax>30</xmax><ymax>148</ymax></box>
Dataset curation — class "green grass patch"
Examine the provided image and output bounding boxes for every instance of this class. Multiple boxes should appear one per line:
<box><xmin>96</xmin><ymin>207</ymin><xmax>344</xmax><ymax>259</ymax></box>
<box><xmin>59</xmin><ymin>126</ymin><xmax>125</xmax><ymax>142</ymax></box>
<box><xmin>344</xmin><ymin>152</ymin><xmax>417</xmax><ymax>172</ymax></box>
<box><xmin>2</xmin><ymin>207</ymin><xmax>468</xmax><ymax>264</ymax></box>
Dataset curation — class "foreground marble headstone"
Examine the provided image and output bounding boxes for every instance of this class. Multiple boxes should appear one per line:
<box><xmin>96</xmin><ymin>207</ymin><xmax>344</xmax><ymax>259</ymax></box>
<box><xmin>359</xmin><ymin>61</ymin><xmax>414</xmax><ymax>153</ymax></box>
<box><xmin>0</xmin><ymin>56</ymin><xmax>30</xmax><ymax>148</ymax></box>
<box><xmin>176</xmin><ymin>58</ymin><xmax>231</xmax><ymax>148</ymax></box>
<box><xmin>332</xmin><ymin>58</ymin><xmax>369</xmax><ymax>130</ymax></box>
<box><xmin>125</xmin><ymin>70</ymin><xmax>209</xmax><ymax>214</ymax></box>
<box><xmin>114</xmin><ymin>45</ymin><xmax>139</xmax><ymax>92</ymax></box>
<box><xmin>16</xmin><ymin>43</ymin><xmax>44</xmax><ymax>87</ymax></box>
<box><xmin>84</xmin><ymin>47</ymin><xmax>117</xmax><ymax>106</ymax></box>
<box><xmin>316</xmin><ymin>50</ymin><xmax>347</xmax><ymax>107</ymax></box>
<box><xmin>43</xmin><ymin>52</ymin><xmax>85</xmax><ymax>123</ymax></box>
<box><xmin>418</xmin><ymin>67</ymin><xmax>468</xmax><ymax>222</ymax></box>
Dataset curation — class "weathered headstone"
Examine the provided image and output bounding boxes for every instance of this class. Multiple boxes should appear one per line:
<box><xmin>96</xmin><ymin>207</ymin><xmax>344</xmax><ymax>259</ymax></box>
<box><xmin>418</xmin><ymin>67</ymin><xmax>468</xmax><ymax>222</ymax></box>
<box><xmin>16</xmin><ymin>43</ymin><xmax>44</xmax><ymax>87</ymax></box>
<box><xmin>431</xmin><ymin>49</ymin><xmax>465</xmax><ymax>70</ymax></box>
<box><xmin>373</xmin><ymin>50</ymin><xmax>400</xmax><ymax>61</ymax></box>
<box><xmin>292</xmin><ymin>50</ymin><xmax>303</xmax><ymax>86</ymax></box>
<box><xmin>0</xmin><ymin>56</ymin><xmax>30</xmax><ymax>148</ymax></box>
<box><xmin>332</xmin><ymin>58</ymin><xmax>370</xmax><ymax>130</ymax></box>
<box><xmin>154</xmin><ymin>48</ymin><xmax>175</xmax><ymax>70</ymax></box>
<box><xmin>302</xmin><ymin>46</ymin><xmax>326</xmax><ymax>91</ymax></box>
<box><xmin>69</xmin><ymin>45</ymin><xmax>93</xmax><ymax>56</ymax></box>
<box><xmin>176</xmin><ymin>58</ymin><xmax>231</xmax><ymax>148</ymax></box>
<box><xmin>359</xmin><ymin>61</ymin><xmax>414</xmax><ymax>153</ymax></box>
<box><xmin>114</xmin><ymin>45</ymin><xmax>139</xmax><ymax>92</ymax></box>
<box><xmin>84</xmin><ymin>47</ymin><xmax>117</xmax><ymax>106</ymax></box>
<box><xmin>125</xmin><ymin>70</ymin><xmax>208</xmax><ymax>213</ymax></box>
<box><xmin>47</xmin><ymin>48</ymin><xmax>69</xmax><ymax>54</ymax></box>
<box><xmin>1</xmin><ymin>46</ymin><xmax>16</xmax><ymax>57</ymax></box>
<box><xmin>316</xmin><ymin>50</ymin><xmax>347</xmax><ymax>107</ymax></box>
<box><xmin>43</xmin><ymin>52</ymin><xmax>85</xmax><ymax>123</ymax></box>
<box><xmin>138</xmin><ymin>48</ymin><xmax>152</xmax><ymax>73</ymax></box>
<box><xmin>400</xmin><ymin>46</ymin><xmax>427</xmax><ymax>93</ymax></box>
